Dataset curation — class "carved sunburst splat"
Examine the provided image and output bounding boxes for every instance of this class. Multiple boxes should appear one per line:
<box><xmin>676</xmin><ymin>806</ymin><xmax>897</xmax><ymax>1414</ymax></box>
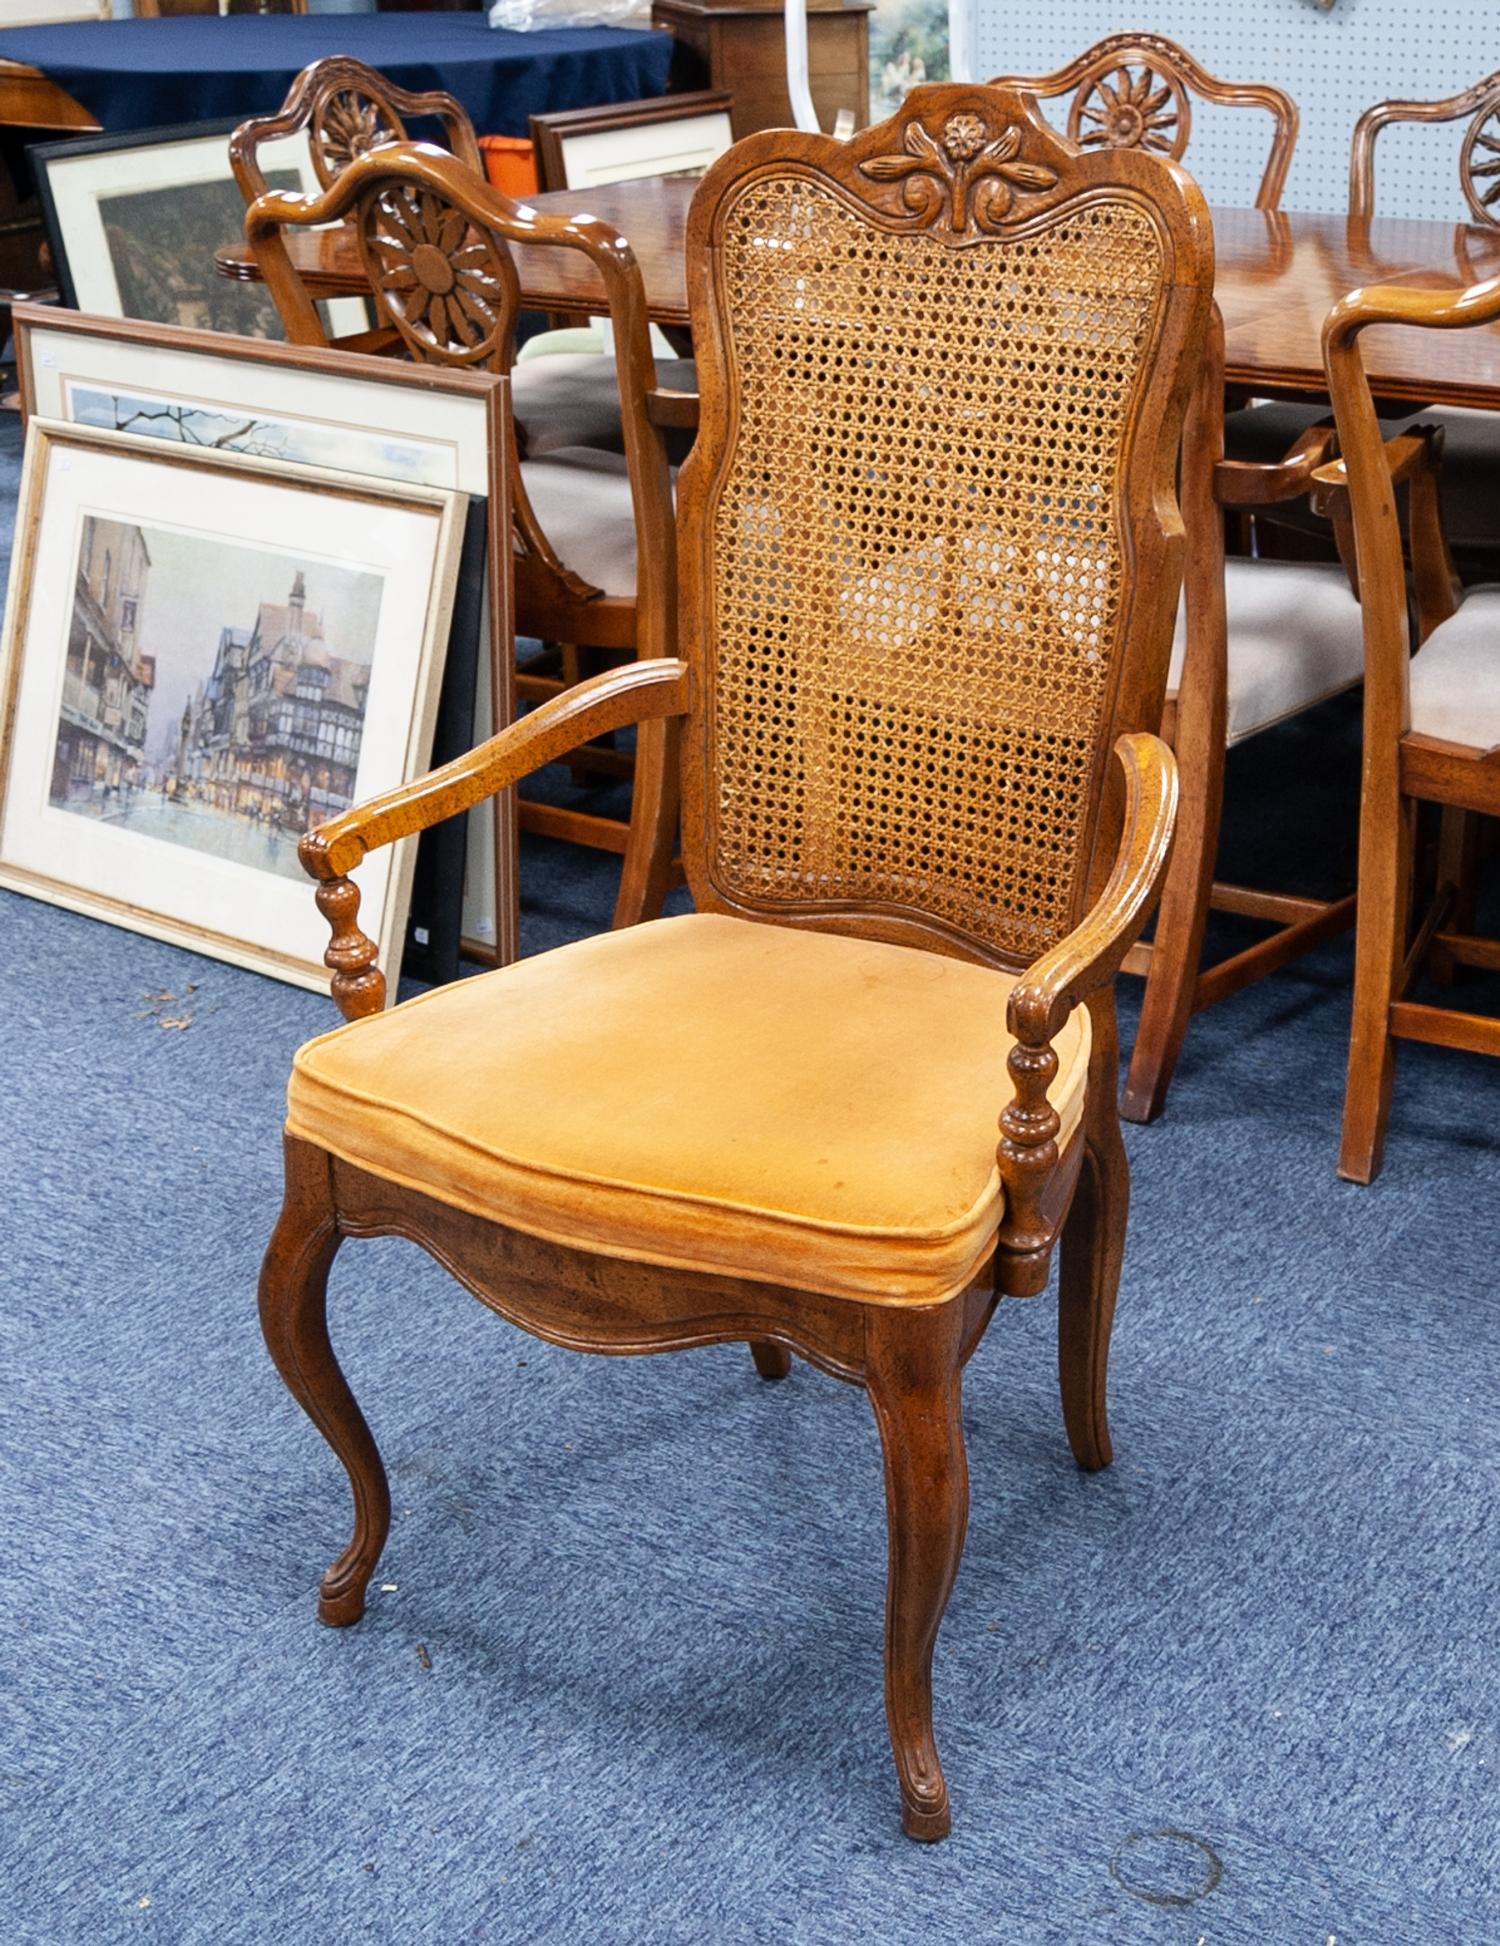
<box><xmin>1461</xmin><ymin>104</ymin><xmax>1500</xmax><ymax>225</ymax></box>
<box><xmin>311</xmin><ymin>88</ymin><xmax>400</xmax><ymax>187</ymax></box>
<box><xmin>361</xmin><ymin>183</ymin><xmax>513</xmax><ymax>364</ymax></box>
<box><xmin>1068</xmin><ymin>64</ymin><xmax>1190</xmax><ymax>160</ymax></box>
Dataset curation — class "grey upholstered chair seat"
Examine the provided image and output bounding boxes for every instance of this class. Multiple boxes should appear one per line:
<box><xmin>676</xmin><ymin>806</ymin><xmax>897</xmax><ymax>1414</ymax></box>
<box><xmin>1168</xmin><ymin>557</ymin><xmax>1366</xmax><ymax>745</ymax></box>
<box><xmin>520</xmin><ymin>447</ymin><xmax>643</xmax><ymax>599</ymax></box>
<box><xmin>511</xmin><ymin>354</ymin><xmax>698</xmax><ymax>462</ymax></box>
<box><xmin>1409</xmin><ymin>586</ymin><xmax>1500</xmax><ymax>749</ymax></box>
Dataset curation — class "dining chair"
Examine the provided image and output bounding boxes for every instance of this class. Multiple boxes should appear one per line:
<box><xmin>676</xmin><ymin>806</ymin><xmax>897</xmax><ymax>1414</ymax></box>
<box><xmin>246</xmin><ymin>139</ymin><xmax>678</xmax><ymax>884</ymax></box>
<box><xmin>231</xmin><ymin>56</ymin><xmax>684</xmax><ymax>465</ymax></box>
<box><xmin>988</xmin><ymin>33</ymin><xmax>1316</xmax><ymax>490</ymax></box>
<box><xmin>1122</xmin><ymin>310</ymin><xmax>1452</xmax><ymax>1122</ymax></box>
<box><xmin>1346</xmin><ymin>72</ymin><xmax>1500</xmax><ymax>587</ymax></box>
<box><xmin>1324</xmin><ymin>272</ymin><xmax>1500</xmax><ymax>1182</ymax></box>
<box><xmin>256</xmin><ymin>83</ymin><xmax>1211</xmax><ymax>1841</ymax></box>
<box><xmin>988</xmin><ymin>31</ymin><xmax>1297</xmax><ymax>209</ymax></box>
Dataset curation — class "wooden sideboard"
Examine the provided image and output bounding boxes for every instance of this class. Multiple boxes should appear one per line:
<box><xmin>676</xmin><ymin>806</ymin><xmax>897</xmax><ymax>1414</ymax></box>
<box><xmin>652</xmin><ymin>0</ymin><xmax>871</xmax><ymax>138</ymax></box>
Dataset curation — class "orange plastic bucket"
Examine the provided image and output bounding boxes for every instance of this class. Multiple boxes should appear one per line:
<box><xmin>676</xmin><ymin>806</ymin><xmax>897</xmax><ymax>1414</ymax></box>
<box><xmin>479</xmin><ymin>135</ymin><xmax>539</xmax><ymax>199</ymax></box>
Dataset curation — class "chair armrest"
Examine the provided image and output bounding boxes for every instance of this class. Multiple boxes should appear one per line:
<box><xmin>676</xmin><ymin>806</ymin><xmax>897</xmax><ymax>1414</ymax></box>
<box><xmin>994</xmin><ymin>733</ymin><xmax>1178</xmax><ymax>1295</ymax></box>
<box><xmin>298</xmin><ymin>658</ymin><xmax>689</xmax><ymax>1020</ymax></box>
<box><xmin>1308</xmin><ymin>424</ymin><xmax>1441</xmax><ymax>511</ymax></box>
<box><xmin>1214</xmin><ymin>419</ymin><xmax>1336</xmax><ymax>507</ymax></box>
<box><xmin>300</xmin><ymin>658</ymin><xmax>689</xmax><ymax>880</ymax></box>
<box><xmin>1007</xmin><ymin>733</ymin><xmax>1180</xmax><ymax>1049</ymax></box>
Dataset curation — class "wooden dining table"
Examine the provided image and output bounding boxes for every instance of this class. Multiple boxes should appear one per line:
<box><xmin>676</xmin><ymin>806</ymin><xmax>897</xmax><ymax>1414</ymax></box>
<box><xmin>216</xmin><ymin>178</ymin><xmax>1500</xmax><ymax>408</ymax></box>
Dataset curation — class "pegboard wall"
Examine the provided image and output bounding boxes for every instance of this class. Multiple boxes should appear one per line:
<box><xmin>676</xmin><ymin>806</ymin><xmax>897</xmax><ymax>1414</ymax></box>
<box><xmin>971</xmin><ymin>1</ymin><xmax>1500</xmax><ymax>221</ymax></box>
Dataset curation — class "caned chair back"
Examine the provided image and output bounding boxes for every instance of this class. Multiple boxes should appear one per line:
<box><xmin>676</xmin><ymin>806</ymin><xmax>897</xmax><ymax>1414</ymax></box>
<box><xmin>230</xmin><ymin>55</ymin><xmax>482</xmax><ymax>209</ymax></box>
<box><xmin>676</xmin><ymin>85</ymin><xmax>1213</xmax><ymax>971</ymax></box>
<box><xmin>1349</xmin><ymin>73</ymin><xmax>1500</xmax><ymax>224</ymax></box>
<box><xmin>990</xmin><ymin>33</ymin><xmax>1298</xmax><ymax>212</ymax></box>
<box><xmin>244</xmin><ymin>140</ymin><xmax>675</xmax><ymax>653</ymax></box>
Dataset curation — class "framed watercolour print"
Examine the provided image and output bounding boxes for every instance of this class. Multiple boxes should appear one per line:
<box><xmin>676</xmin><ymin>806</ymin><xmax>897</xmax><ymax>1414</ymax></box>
<box><xmin>29</xmin><ymin>119</ymin><xmax>369</xmax><ymax>343</ymax></box>
<box><xmin>11</xmin><ymin>303</ymin><xmax>518</xmax><ymax>969</ymax></box>
<box><xmin>0</xmin><ymin>422</ymin><xmax>466</xmax><ymax>997</ymax></box>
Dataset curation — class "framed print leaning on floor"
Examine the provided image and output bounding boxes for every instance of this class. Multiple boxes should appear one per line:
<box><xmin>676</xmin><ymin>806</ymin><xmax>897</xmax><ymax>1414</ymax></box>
<box><xmin>29</xmin><ymin>119</ymin><xmax>370</xmax><ymax>343</ymax></box>
<box><xmin>0</xmin><ymin>422</ymin><xmax>465</xmax><ymax>997</ymax></box>
<box><xmin>11</xmin><ymin>304</ymin><xmax>518</xmax><ymax>969</ymax></box>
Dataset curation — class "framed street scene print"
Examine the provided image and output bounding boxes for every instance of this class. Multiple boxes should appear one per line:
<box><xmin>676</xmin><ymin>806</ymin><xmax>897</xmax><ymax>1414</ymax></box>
<box><xmin>11</xmin><ymin>304</ymin><xmax>518</xmax><ymax>970</ymax></box>
<box><xmin>0</xmin><ymin>422</ymin><xmax>465</xmax><ymax>996</ymax></box>
<box><xmin>30</xmin><ymin>119</ymin><xmax>369</xmax><ymax>343</ymax></box>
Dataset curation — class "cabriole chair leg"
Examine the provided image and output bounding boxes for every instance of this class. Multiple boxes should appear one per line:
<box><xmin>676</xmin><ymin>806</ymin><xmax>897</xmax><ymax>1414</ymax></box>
<box><xmin>865</xmin><ymin>1298</ymin><xmax>969</xmax><ymax>1841</ymax></box>
<box><xmin>258</xmin><ymin>1138</ymin><xmax>390</xmax><ymax>1628</ymax></box>
<box><xmin>749</xmin><ymin>1340</ymin><xmax>793</xmax><ymax>1379</ymax></box>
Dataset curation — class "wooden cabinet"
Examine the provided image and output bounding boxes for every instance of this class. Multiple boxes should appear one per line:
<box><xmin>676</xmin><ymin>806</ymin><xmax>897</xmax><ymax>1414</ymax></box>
<box><xmin>652</xmin><ymin>0</ymin><xmax>871</xmax><ymax>139</ymax></box>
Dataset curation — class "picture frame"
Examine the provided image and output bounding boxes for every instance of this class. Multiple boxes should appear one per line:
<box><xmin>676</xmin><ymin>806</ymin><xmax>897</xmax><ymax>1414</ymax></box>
<box><xmin>28</xmin><ymin>117</ymin><xmax>369</xmax><ymax>344</ymax></box>
<box><xmin>11</xmin><ymin>302</ymin><xmax>519</xmax><ymax>969</ymax></box>
<box><xmin>528</xmin><ymin>91</ymin><xmax>735</xmax><ymax>192</ymax></box>
<box><xmin>0</xmin><ymin>421</ymin><xmax>466</xmax><ymax>997</ymax></box>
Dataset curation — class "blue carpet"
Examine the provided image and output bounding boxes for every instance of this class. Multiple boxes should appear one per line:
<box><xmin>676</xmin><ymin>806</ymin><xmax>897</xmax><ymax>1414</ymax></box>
<box><xmin>2</xmin><ymin>408</ymin><xmax>1498</xmax><ymax>1944</ymax></box>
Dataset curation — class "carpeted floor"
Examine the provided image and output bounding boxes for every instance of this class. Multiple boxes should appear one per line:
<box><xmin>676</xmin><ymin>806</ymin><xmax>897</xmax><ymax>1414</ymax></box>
<box><xmin>2</xmin><ymin>407</ymin><xmax>1497</xmax><ymax>1946</ymax></box>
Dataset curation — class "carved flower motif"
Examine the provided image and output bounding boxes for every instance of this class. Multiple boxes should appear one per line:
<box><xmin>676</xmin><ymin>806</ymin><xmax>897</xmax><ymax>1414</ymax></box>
<box><xmin>942</xmin><ymin>113</ymin><xmax>988</xmax><ymax>162</ymax></box>
<box><xmin>859</xmin><ymin>114</ymin><xmax>1058</xmax><ymax>233</ymax></box>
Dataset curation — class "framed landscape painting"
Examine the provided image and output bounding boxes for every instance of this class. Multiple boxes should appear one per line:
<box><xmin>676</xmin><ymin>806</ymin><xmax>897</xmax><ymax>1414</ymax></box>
<box><xmin>12</xmin><ymin>304</ymin><xmax>518</xmax><ymax>969</ymax></box>
<box><xmin>30</xmin><ymin>119</ymin><xmax>369</xmax><ymax>343</ymax></box>
<box><xmin>0</xmin><ymin>422</ymin><xmax>466</xmax><ymax>995</ymax></box>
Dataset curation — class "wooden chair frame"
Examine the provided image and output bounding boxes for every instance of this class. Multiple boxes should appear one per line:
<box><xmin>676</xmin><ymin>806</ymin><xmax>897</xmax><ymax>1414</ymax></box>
<box><xmin>1349</xmin><ymin>71</ymin><xmax>1500</xmax><ymax>224</ymax></box>
<box><xmin>1323</xmin><ymin>274</ymin><xmax>1500</xmax><ymax>1181</ymax></box>
<box><xmin>245</xmin><ymin>141</ymin><xmax>679</xmax><ymax>901</ymax></box>
<box><xmin>258</xmin><ymin>87</ymin><xmax>1212</xmax><ymax>1840</ymax></box>
<box><xmin>989</xmin><ymin>31</ymin><xmax>1298</xmax><ymax>211</ymax></box>
<box><xmin>1120</xmin><ymin>310</ymin><xmax>1454</xmax><ymax>1122</ymax></box>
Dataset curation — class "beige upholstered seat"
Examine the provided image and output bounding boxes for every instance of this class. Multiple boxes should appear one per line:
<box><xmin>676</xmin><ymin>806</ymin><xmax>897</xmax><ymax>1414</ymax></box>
<box><xmin>520</xmin><ymin>448</ymin><xmax>652</xmax><ymax>599</ymax></box>
<box><xmin>1167</xmin><ymin>557</ymin><xmax>1366</xmax><ymax>745</ymax></box>
<box><xmin>511</xmin><ymin>354</ymin><xmax>698</xmax><ymax>462</ymax></box>
<box><xmin>1408</xmin><ymin>586</ymin><xmax>1500</xmax><ymax>749</ymax></box>
<box><xmin>287</xmin><ymin>914</ymin><xmax>1091</xmax><ymax>1305</ymax></box>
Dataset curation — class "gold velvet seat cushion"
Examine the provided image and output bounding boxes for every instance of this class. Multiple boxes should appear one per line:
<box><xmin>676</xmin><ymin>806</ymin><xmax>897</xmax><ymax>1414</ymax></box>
<box><xmin>287</xmin><ymin>914</ymin><xmax>1091</xmax><ymax>1305</ymax></box>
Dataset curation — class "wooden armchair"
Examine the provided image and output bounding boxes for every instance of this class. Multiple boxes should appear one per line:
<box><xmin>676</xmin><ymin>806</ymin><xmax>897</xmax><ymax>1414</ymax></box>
<box><xmin>257</xmin><ymin>86</ymin><xmax>1210</xmax><ymax>1840</ymax></box>
<box><xmin>1323</xmin><ymin>274</ymin><xmax>1500</xmax><ymax>1181</ymax></box>
<box><xmin>989</xmin><ymin>31</ymin><xmax>1298</xmax><ymax>209</ymax></box>
<box><xmin>1122</xmin><ymin>311</ymin><xmax>1454</xmax><ymax>1121</ymax></box>
<box><xmin>1345</xmin><ymin>74</ymin><xmax>1500</xmax><ymax>585</ymax></box>
<box><xmin>245</xmin><ymin>140</ymin><xmax>679</xmax><ymax>885</ymax></box>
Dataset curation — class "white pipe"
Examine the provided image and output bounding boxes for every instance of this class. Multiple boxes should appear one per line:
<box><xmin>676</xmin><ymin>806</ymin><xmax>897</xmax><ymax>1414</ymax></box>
<box><xmin>947</xmin><ymin>0</ymin><xmax>974</xmax><ymax>84</ymax></box>
<box><xmin>783</xmin><ymin>0</ymin><xmax>822</xmax><ymax>134</ymax></box>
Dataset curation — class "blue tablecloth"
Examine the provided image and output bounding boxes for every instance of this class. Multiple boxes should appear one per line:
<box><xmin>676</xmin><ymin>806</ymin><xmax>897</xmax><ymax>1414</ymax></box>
<box><xmin>0</xmin><ymin>14</ymin><xmax>677</xmax><ymax>139</ymax></box>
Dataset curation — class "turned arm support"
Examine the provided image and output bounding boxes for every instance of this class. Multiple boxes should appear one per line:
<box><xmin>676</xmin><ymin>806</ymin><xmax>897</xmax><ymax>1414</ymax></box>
<box><xmin>298</xmin><ymin>659</ymin><xmax>689</xmax><ymax>1021</ymax></box>
<box><xmin>995</xmin><ymin>734</ymin><xmax>1177</xmax><ymax>1295</ymax></box>
<box><xmin>1007</xmin><ymin>733</ymin><xmax>1179</xmax><ymax>1052</ymax></box>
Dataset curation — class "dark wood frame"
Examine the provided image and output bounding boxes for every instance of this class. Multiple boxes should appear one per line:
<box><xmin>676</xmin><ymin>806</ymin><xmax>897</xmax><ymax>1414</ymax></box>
<box><xmin>258</xmin><ymin>87</ymin><xmax>1212</xmax><ymax>1840</ymax></box>
<box><xmin>990</xmin><ymin>31</ymin><xmax>1299</xmax><ymax>211</ymax></box>
<box><xmin>528</xmin><ymin>89</ymin><xmax>734</xmax><ymax>194</ymax></box>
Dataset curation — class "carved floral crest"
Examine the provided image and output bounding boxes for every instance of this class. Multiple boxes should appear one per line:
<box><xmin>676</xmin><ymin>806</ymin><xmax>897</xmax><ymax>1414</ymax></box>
<box><xmin>858</xmin><ymin>113</ymin><xmax>1058</xmax><ymax>234</ymax></box>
